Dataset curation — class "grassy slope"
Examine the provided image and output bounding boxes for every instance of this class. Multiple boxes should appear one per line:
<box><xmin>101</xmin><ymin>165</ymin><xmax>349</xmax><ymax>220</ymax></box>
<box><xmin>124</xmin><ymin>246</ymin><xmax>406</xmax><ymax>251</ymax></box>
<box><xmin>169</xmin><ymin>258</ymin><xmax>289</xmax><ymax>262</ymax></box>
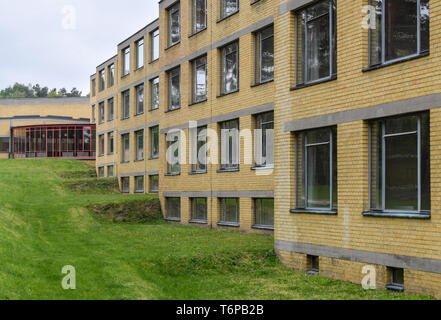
<box><xmin>0</xmin><ymin>159</ymin><xmax>432</xmax><ymax>300</ymax></box>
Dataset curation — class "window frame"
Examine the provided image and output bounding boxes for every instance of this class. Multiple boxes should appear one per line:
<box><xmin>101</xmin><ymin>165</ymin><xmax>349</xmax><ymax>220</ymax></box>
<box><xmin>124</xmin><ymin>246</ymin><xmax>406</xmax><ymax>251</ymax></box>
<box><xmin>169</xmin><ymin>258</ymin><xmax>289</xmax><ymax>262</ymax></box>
<box><xmin>192</xmin><ymin>55</ymin><xmax>208</xmax><ymax>103</ymax></box>
<box><xmin>122</xmin><ymin>90</ymin><xmax>130</xmax><ymax>119</ymax></box>
<box><xmin>220</xmin><ymin>41</ymin><xmax>239</xmax><ymax>95</ymax></box>
<box><xmin>150</xmin><ymin>77</ymin><xmax>160</xmax><ymax>110</ymax></box>
<box><xmin>166</xmin><ymin>197</ymin><xmax>181</xmax><ymax>220</ymax></box>
<box><xmin>166</xmin><ymin>131</ymin><xmax>181</xmax><ymax>174</ymax></box>
<box><xmin>121</xmin><ymin>177</ymin><xmax>130</xmax><ymax>193</ymax></box>
<box><xmin>220</xmin><ymin>0</ymin><xmax>239</xmax><ymax>20</ymax></box>
<box><xmin>136</xmin><ymin>84</ymin><xmax>145</xmax><ymax>115</ymax></box>
<box><xmin>190</xmin><ymin>197</ymin><xmax>208</xmax><ymax>222</ymax></box>
<box><xmin>108</xmin><ymin>98</ymin><xmax>114</xmax><ymax>121</ymax></box>
<box><xmin>167</xmin><ymin>67</ymin><xmax>181</xmax><ymax>110</ymax></box>
<box><xmin>98</xmin><ymin>134</ymin><xmax>105</xmax><ymax>157</ymax></box>
<box><xmin>134</xmin><ymin>176</ymin><xmax>145</xmax><ymax>193</ymax></box>
<box><xmin>108</xmin><ymin>132</ymin><xmax>114</xmax><ymax>155</ymax></box>
<box><xmin>149</xmin><ymin>175</ymin><xmax>159</xmax><ymax>193</ymax></box>
<box><xmin>192</xmin><ymin>0</ymin><xmax>207</xmax><ymax>34</ymax></box>
<box><xmin>218</xmin><ymin>198</ymin><xmax>240</xmax><ymax>225</ymax></box>
<box><xmin>254</xmin><ymin>112</ymin><xmax>274</xmax><ymax>168</ymax></box>
<box><xmin>136</xmin><ymin>38</ymin><xmax>144</xmax><ymax>69</ymax></box>
<box><xmin>99</xmin><ymin>69</ymin><xmax>105</xmax><ymax>91</ymax></box>
<box><xmin>150</xmin><ymin>125</ymin><xmax>159</xmax><ymax>159</ymax></box>
<box><xmin>295</xmin><ymin>0</ymin><xmax>337</xmax><ymax>86</ymax></box>
<box><xmin>151</xmin><ymin>28</ymin><xmax>160</xmax><ymax>62</ymax></box>
<box><xmin>108</xmin><ymin>64</ymin><xmax>115</xmax><ymax>87</ymax></box>
<box><xmin>168</xmin><ymin>2</ymin><xmax>181</xmax><ymax>47</ymax></box>
<box><xmin>191</xmin><ymin>126</ymin><xmax>207</xmax><ymax>173</ymax></box>
<box><xmin>253</xmin><ymin>198</ymin><xmax>274</xmax><ymax>229</ymax></box>
<box><xmin>368</xmin><ymin>0</ymin><xmax>430</xmax><ymax>67</ymax></box>
<box><xmin>122</xmin><ymin>133</ymin><xmax>130</xmax><ymax>163</ymax></box>
<box><xmin>367</xmin><ymin>113</ymin><xmax>430</xmax><ymax>217</ymax></box>
<box><xmin>108</xmin><ymin>165</ymin><xmax>114</xmax><ymax>178</ymax></box>
<box><xmin>219</xmin><ymin>119</ymin><xmax>239</xmax><ymax>171</ymax></box>
<box><xmin>255</xmin><ymin>25</ymin><xmax>274</xmax><ymax>84</ymax></box>
<box><xmin>135</xmin><ymin>130</ymin><xmax>144</xmax><ymax>161</ymax></box>
<box><xmin>123</xmin><ymin>46</ymin><xmax>130</xmax><ymax>76</ymax></box>
<box><xmin>99</xmin><ymin>102</ymin><xmax>105</xmax><ymax>124</ymax></box>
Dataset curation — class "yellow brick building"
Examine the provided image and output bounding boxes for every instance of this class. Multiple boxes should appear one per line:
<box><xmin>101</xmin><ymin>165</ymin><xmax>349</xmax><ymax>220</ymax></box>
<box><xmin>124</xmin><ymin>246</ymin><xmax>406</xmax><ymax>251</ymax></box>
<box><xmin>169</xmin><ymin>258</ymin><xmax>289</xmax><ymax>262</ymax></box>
<box><xmin>0</xmin><ymin>98</ymin><xmax>92</xmax><ymax>159</ymax></box>
<box><xmin>91</xmin><ymin>0</ymin><xmax>441</xmax><ymax>297</ymax></box>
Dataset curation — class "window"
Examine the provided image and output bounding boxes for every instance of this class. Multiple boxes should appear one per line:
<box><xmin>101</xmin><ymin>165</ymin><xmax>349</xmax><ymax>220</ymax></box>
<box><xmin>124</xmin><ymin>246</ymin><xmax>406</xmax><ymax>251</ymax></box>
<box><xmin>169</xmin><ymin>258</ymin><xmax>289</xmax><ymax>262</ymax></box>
<box><xmin>295</xmin><ymin>127</ymin><xmax>337</xmax><ymax>211</ymax></box>
<box><xmin>108</xmin><ymin>132</ymin><xmax>114</xmax><ymax>155</ymax></box>
<box><xmin>92</xmin><ymin>79</ymin><xmax>96</xmax><ymax>97</ymax></box>
<box><xmin>219</xmin><ymin>119</ymin><xmax>239</xmax><ymax>170</ymax></box>
<box><xmin>168</xmin><ymin>67</ymin><xmax>180</xmax><ymax>110</ymax></box>
<box><xmin>387</xmin><ymin>267</ymin><xmax>404</xmax><ymax>291</ymax></box>
<box><xmin>192</xmin><ymin>56</ymin><xmax>207</xmax><ymax>103</ymax></box>
<box><xmin>192</xmin><ymin>0</ymin><xmax>207</xmax><ymax>33</ymax></box>
<box><xmin>108</xmin><ymin>64</ymin><xmax>115</xmax><ymax>87</ymax></box>
<box><xmin>98</xmin><ymin>167</ymin><xmax>105</xmax><ymax>178</ymax></box>
<box><xmin>255</xmin><ymin>112</ymin><xmax>274</xmax><ymax>167</ymax></box>
<box><xmin>296</xmin><ymin>0</ymin><xmax>337</xmax><ymax>85</ymax></box>
<box><xmin>135</xmin><ymin>176</ymin><xmax>144</xmax><ymax>193</ymax></box>
<box><xmin>168</xmin><ymin>3</ymin><xmax>180</xmax><ymax>47</ymax></box>
<box><xmin>123</xmin><ymin>47</ymin><xmax>130</xmax><ymax>76</ymax></box>
<box><xmin>108</xmin><ymin>165</ymin><xmax>114</xmax><ymax>178</ymax></box>
<box><xmin>99</xmin><ymin>102</ymin><xmax>105</xmax><ymax>124</ymax></box>
<box><xmin>219</xmin><ymin>198</ymin><xmax>239</xmax><ymax>224</ymax></box>
<box><xmin>122</xmin><ymin>90</ymin><xmax>130</xmax><ymax>119</ymax></box>
<box><xmin>99</xmin><ymin>134</ymin><xmax>104</xmax><ymax>156</ymax></box>
<box><xmin>0</xmin><ymin>137</ymin><xmax>9</xmax><ymax>153</ymax></box>
<box><xmin>136</xmin><ymin>130</ymin><xmax>144</xmax><ymax>161</ymax></box>
<box><xmin>151</xmin><ymin>29</ymin><xmax>159</xmax><ymax>61</ymax></box>
<box><xmin>369</xmin><ymin>113</ymin><xmax>430</xmax><ymax>215</ymax></box>
<box><xmin>149</xmin><ymin>175</ymin><xmax>159</xmax><ymax>193</ymax></box>
<box><xmin>191</xmin><ymin>126</ymin><xmax>207</xmax><ymax>172</ymax></box>
<box><xmin>255</xmin><ymin>25</ymin><xmax>274</xmax><ymax>83</ymax></box>
<box><xmin>150</xmin><ymin>77</ymin><xmax>160</xmax><ymax>110</ymax></box>
<box><xmin>191</xmin><ymin>198</ymin><xmax>207</xmax><ymax>222</ymax></box>
<box><xmin>369</xmin><ymin>0</ymin><xmax>429</xmax><ymax>66</ymax></box>
<box><xmin>136</xmin><ymin>38</ymin><xmax>144</xmax><ymax>69</ymax></box>
<box><xmin>122</xmin><ymin>133</ymin><xmax>130</xmax><ymax>162</ymax></box>
<box><xmin>136</xmin><ymin>84</ymin><xmax>144</xmax><ymax>115</ymax></box>
<box><xmin>254</xmin><ymin>198</ymin><xmax>274</xmax><ymax>228</ymax></box>
<box><xmin>307</xmin><ymin>255</ymin><xmax>319</xmax><ymax>274</ymax></box>
<box><xmin>99</xmin><ymin>70</ymin><xmax>105</xmax><ymax>91</ymax></box>
<box><xmin>150</xmin><ymin>126</ymin><xmax>159</xmax><ymax>158</ymax></box>
<box><xmin>220</xmin><ymin>0</ymin><xmax>239</xmax><ymax>19</ymax></box>
<box><xmin>92</xmin><ymin>105</ymin><xmax>96</xmax><ymax>123</ymax></box>
<box><xmin>166</xmin><ymin>132</ymin><xmax>180</xmax><ymax>174</ymax></box>
<box><xmin>121</xmin><ymin>177</ymin><xmax>130</xmax><ymax>193</ymax></box>
<box><xmin>108</xmin><ymin>98</ymin><xmax>114</xmax><ymax>121</ymax></box>
<box><xmin>166</xmin><ymin>197</ymin><xmax>181</xmax><ymax>220</ymax></box>
<box><xmin>220</xmin><ymin>42</ymin><xmax>239</xmax><ymax>94</ymax></box>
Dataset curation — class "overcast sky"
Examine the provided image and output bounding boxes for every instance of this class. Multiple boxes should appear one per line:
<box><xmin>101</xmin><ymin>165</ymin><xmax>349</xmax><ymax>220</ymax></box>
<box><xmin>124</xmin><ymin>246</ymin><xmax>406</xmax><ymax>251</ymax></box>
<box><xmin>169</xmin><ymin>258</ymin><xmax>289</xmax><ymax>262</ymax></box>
<box><xmin>0</xmin><ymin>0</ymin><xmax>159</xmax><ymax>96</ymax></box>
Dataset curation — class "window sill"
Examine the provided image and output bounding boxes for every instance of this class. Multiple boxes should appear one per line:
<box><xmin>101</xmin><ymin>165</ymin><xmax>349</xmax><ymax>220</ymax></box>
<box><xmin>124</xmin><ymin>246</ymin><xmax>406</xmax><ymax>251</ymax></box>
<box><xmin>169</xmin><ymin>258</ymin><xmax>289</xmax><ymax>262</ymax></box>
<box><xmin>252</xmin><ymin>224</ymin><xmax>274</xmax><ymax>231</ymax></box>
<box><xmin>217</xmin><ymin>167</ymin><xmax>239</xmax><ymax>173</ymax></box>
<box><xmin>121</xmin><ymin>191</ymin><xmax>130</xmax><ymax>194</ymax></box>
<box><xmin>149</xmin><ymin>190</ymin><xmax>159</xmax><ymax>194</ymax></box>
<box><xmin>251</xmin><ymin>0</ymin><xmax>262</xmax><ymax>5</ymax></box>
<box><xmin>362</xmin><ymin>51</ymin><xmax>430</xmax><ymax>73</ymax></box>
<box><xmin>121</xmin><ymin>73</ymin><xmax>130</xmax><ymax>79</ymax></box>
<box><xmin>188</xmin><ymin>98</ymin><xmax>207</xmax><ymax>107</ymax></box>
<box><xmin>188</xmin><ymin>27</ymin><xmax>207</xmax><ymax>38</ymax></box>
<box><xmin>251</xmin><ymin>165</ymin><xmax>274</xmax><ymax>170</ymax></box>
<box><xmin>290</xmin><ymin>209</ymin><xmax>337</xmax><ymax>215</ymax></box>
<box><xmin>120</xmin><ymin>161</ymin><xmax>130</xmax><ymax>164</ymax></box>
<box><xmin>362</xmin><ymin>211</ymin><xmax>430</xmax><ymax>219</ymax></box>
<box><xmin>107</xmin><ymin>153</ymin><xmax>114</xmax><ymax>156</ymax></box>
<box><xmin>188</xmin><ymin>170</ymin><xmax>207</xmax><ymax>175</ymax></box>
<box><xmin>217</xmin><ymin>222</ymin><xmax>240</xmax><ymax>227</ymax></box>
<box><xmin>135</xmin><ymin>112</ymin><xmax>144</xmax><ymax>117</ymax></box>
<box><xmin>149</xmin><ymin>107</ymin><xmax>159</xmax><ymax>112</ymax></box>
<box><xmin>165</xmin><ymin>172</ymin><xmax>180</xmax><ymax>176</ymax></box>
<box><xmin>251</xmin><ymin>79</ymin><xmax>274</xmax><ymax>88</ymax></box>
<box><xmin>135</xmin><ymin>66</ymin><xmax>144</xmax><ymax>72</ymax></box>
<box><xmin>148</xmin><ymin>156</ymin><xmax>159</xmax><ymax>160</ymax></box>
<box><xmin>165</xmin><ymin>217</ymin><xmax>181</xmax><ymax>222</ymax></box>
<box><xmin>134</xmin><ymin>190</ymin><xmax>145</xmax><ymax>194</ymax></box>
<box><xmin>149</xmin><ymin>59</ymin><xmax>159</xmax><ymax>65</ymax></box>
<box><xmin>290</xmin><ymin>75</ymin><xmax>337</xmax><ymax>91</ymax></box>
<box><xmin>165</xmin><ymin>107</ymin><xmax>181</xmax><ymax>113</ymax></box>
<box><xmin>107</xmin><ymin>119</ymin><xmax>114</xmax><ymax>122</ymax></box>
<box><xmin>121</xmin><ymin>117</ymin><xmax>130</xmax><ymax>121</ymax></box>
<box><xmin>306</xmin><ymin>270</ymin><xmax>319</xmax><ymax>276</ymax></box>
<box><xmin>165</xmin><ymin>41</ymin><xmax>181</xmax><ymax>51</ymax></box>
<box><xmin>189</xmin><ymin>219</ymin><xmax>208</xmax><ymax>224</ymax></box>
<box><xmin>386</xmin><ymin>284</ymin><xmax>404</xmax><ymax>292</ymax></box>
<box><xmin>217</xmin><ymin>89</ymin><xmax>239</xmax><ymax>98</ymax></box>
<box><xmin>134</xmin><ymin>159</ymin><xmax>144</xmax><ymax>162</ymax></box>
<box><xmin>217</xmin><ymin>10</ymin><xmax>239</xmax><ymax>23</ymax></box>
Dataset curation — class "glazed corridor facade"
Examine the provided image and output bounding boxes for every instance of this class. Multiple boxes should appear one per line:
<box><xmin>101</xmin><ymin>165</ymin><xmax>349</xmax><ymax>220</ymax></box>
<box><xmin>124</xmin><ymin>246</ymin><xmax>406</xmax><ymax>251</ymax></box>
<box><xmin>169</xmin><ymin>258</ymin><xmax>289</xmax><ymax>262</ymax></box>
<box><xmin>91</xmin><ymin>0</ymin><xmax>441</xmax><ymax>297</ymax></box>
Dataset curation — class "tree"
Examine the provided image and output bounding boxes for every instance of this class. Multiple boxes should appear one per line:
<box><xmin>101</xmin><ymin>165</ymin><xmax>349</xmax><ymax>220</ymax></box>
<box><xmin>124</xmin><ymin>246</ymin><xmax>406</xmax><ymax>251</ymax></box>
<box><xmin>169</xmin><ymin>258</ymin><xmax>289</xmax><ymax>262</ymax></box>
<box><xmin>0</xmin><ymin>83</ymin><xmax>84</xmax><ymax>98</ymax></box>
<box><xmin>0</xmin><ymin>83</ymin><xmax>34</xmax><ymax>98</ymax></box>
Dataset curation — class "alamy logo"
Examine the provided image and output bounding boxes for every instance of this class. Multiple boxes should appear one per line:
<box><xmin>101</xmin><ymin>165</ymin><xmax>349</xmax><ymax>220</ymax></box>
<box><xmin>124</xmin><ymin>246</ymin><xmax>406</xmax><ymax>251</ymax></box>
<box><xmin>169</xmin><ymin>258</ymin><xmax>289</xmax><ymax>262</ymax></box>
<box><xmin>61</xmin><ymin>5</ymin><xmax>77</xmax><ymax>30</ymax></box>
<box><xmin>361</xmin><ymin>265</ymin><xmax>376</xmax><ymax>289</ymax></box>
<box><xmin>61</xmin><ymin>265</ymin><xmax>76</xmax><ymax>290</ymax></box>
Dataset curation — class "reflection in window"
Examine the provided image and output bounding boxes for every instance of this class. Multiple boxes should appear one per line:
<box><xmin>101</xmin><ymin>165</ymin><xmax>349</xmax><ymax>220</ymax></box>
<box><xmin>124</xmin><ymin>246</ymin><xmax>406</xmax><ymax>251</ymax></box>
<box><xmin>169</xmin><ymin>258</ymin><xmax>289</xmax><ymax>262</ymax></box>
<box><xmin>168</xmin><ymin>67</ymin><xmax>180</xmax><ymax>110</ymax></box>
<box><xmin>192</xmin><ymin>56</ymin><xmax>207</xmax><ymax>103</ymax></box>
<box><xmin>136</xmin><ymin>84</ymin><xmax>144</xmax><ymax>115</ymax></box>
<box><xmin>166</xmin><ymin>131</ymin><xmax>180</xmax><ymax>174</ymax></box>
<box><xmin>151</xmin><ymin>29</ymin><xmax>159</xmax><ymax>61</ymax></box>
<box><xmin>369</xmin><ymin>0</ymin><xmax>429</xmax><ymax>66</ymax></box>
<box><xmin>151</xmin><ymin>77</ymin><xmax>159</xmax><ymax>110</ymax></box>
<box><xmin>255</xmin><ymin>25</ymin><xmax>274</xmax><ymax>83</ymax></box>
<box><xmin>221</xmin><ymin>42</ymin><xmax>238</xmax><ymax>94</ymax></box>
<box><xmin>219</xmin><ymin>198</ymin><xmax>239</xmax><ymax>224</ymax></box>
<box><xmin>296</xmin><ymin>0</ymin><xmax>337</xmax><ymax>85</ymax></box>
<box><xmin>166</xmin><ymin>197</ymin><xmax>181</xmax><ymax>219</ymax></box>
<box><xmin>220</xmin><ymin>0</ymin><xmax>238</xmax><ymax>19</ymax></box>
<box><xmin>168</xmin><ymin>3</ymin><xmax>180</xmax><ymax>46</ymax></box>
<box><xmin>123</xmin><ymin>47</ymin><xmax>130</xmax><ymax>76</ymax></box>
<box><xmin>254</xmin><ymin>198</ymin><xmax>274</xmax><ymax>227</ymax></box>
<box><xmin>191</xmin><ymin>126</ymin><xmax>207</xmax><ymax>172</ymax></box>
<box><xmin>255</xmin><ymin>112</ymin><xmax>274</xmax><ymax>167</ymax></box>
<box><xmin>220</xmin><ymin>119</ymin><xmax>239</xmax><ymax>170</ymax></box>
<box><xmin>191</xmin><ymin>198</ymin><xmax>207</xmax><ymax>221</ymax></box>
<box><xmin>192</xmin><ymin>0</ymin><xmax>207</xmax><ymax>33</ymax></box>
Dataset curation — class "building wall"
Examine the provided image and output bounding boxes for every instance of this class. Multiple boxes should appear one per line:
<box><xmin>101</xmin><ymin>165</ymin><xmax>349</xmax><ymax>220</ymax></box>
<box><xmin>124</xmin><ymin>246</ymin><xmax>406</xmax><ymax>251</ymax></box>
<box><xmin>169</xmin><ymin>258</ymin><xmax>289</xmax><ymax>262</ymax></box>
<box><xmin>274</xmin><ymin>0</ymin><xmax>441</xmax><ymax>298</ymax></box>
<box><xmin>0</xmin><ymin>98</ymin><xmax>91</xmax><ymax>159</ymax></box>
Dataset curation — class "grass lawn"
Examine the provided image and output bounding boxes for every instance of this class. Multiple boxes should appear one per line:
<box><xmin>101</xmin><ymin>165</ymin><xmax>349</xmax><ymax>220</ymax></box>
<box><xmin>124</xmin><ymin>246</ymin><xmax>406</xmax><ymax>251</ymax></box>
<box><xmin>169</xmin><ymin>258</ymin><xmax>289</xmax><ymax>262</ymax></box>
<box><xmin>0</xmin><ymin>159</ymin><xmax>432</xmax><ymax>300</ymax></box>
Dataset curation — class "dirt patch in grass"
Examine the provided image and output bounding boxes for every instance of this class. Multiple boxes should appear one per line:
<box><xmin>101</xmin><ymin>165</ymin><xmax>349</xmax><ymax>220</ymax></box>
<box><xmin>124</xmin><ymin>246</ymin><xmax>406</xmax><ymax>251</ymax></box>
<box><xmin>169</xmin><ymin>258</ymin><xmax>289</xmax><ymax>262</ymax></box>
<box><xmin>65</xmin><ymin>178</ymin><xmax>120</xmax><ymax>194</ymax></box>
<box><xmin>88</xmin><ymin>199</ymin><xmax>162</xmax><ymax>223</ymax></box>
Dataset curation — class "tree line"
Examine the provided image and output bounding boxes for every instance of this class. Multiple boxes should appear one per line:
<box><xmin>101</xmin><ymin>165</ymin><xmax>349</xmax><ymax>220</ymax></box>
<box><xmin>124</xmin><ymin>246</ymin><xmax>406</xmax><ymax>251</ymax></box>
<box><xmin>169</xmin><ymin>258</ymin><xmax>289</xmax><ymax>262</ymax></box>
<box><xmin>0</xmin><ymin>83</ymin><xmax>86</xmax><ymax>99</ymax></box>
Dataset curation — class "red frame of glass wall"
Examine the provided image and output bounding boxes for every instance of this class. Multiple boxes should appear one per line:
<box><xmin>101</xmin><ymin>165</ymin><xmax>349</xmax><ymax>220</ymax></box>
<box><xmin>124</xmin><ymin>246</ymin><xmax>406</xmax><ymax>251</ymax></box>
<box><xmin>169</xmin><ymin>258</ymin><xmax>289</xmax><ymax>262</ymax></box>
<box><xmin>11</xmin><ymin>124</ymin><xmax>96</xmax><ymax>159</ymax></box>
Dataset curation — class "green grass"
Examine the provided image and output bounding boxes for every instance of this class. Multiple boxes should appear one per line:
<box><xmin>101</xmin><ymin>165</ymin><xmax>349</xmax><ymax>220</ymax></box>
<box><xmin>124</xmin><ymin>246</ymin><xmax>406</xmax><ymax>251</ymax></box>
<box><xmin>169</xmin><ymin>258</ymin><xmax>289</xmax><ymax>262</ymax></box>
<box><xmin>0</xmin><ymin>159</ymin><xmax>433</xmax><ymax>300</ymax></box>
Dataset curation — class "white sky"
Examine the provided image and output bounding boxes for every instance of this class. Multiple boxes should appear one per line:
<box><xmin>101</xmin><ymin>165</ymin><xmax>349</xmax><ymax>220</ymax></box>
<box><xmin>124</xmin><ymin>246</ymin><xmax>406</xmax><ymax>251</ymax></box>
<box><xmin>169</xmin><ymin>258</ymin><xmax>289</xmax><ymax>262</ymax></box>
<box><xmin>0</xmin><ymin>0</ymin><xmax>159</xmax><ymax>96</ymax></box>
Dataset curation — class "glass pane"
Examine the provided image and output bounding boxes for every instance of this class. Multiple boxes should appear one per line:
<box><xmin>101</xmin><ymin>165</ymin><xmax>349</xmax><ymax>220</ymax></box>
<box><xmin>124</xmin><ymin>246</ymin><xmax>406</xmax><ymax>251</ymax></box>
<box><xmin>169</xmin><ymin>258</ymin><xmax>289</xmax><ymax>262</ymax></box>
<box><xmin>224</xmin><ymin>44</ymin><xmax>238</xmax><ymax>93</ymax></box>
<box><xmin>261</xmin><ymin>30</ymin><xmax>274</xmax><ymax>82</ymax></box>
<box><xmin>421</xmin><ymin>0</ymin><xmax>430</xmax><ymax>52</ymax></box>
<box><xmin>306</xmin><ymin>128</ymin><xmax>330</xmax><ymax>144</ymax></box>
<box><xmin>385</xmin><ymin>115</ymin><xmax>418</xmax><ymax>134</ymax></box>
<box><xmin>137</xmin><ymin>39</ymin><xmax>144</xmax><ymax>68</ymax></box>
<box><xmin>151</xmin><ymin>78</ymin><xmax>159</xmax><ymax>109</ymax></box>
<box><xmin>195</xmin><ymin>57</ymin><xmax>207</xmax><ymax>101</ymax></box>
<box><xmin>170</xmin><ymin>6</ymin><xmax>180</xmax><ymax>45</ymax></box>
<box><xmin>369</xmin><ymin>0</ymin><xmax>383</xmax><ymax>65</ymax></box>
<box><xmin>137</xmin><ymin>85</ymin><xmax>144</xmax><ymax>114</ymax></box>
<box><xmin>170</xmin><ymin>69</ymin><xmax>180</xmax><ymax>108</ymax></box>
<box><xmin>306</xmin><ymin>10</ymin><xmax>330</xmax><ymax>82</ymax></box>
<box><xmin>385</xmin><ymin>133</ymin><xmax>418</xmax><ymax>210</ymax></box>
<box><xmin>385</xmin><ymin>0</ymin><xmax>418</xmax><ymax>61</ymax></box>
<box><xmin>194</xmin><ymin>0</ymin><xmax>206</xmax><ymax>32</ymax></box>
<box><xmin>307</xmin><ymin>143</ymin><xmax>330</xmax><ymax>208</ymax></box>
<box><xmin>153</xmin><ymin>29</ymin><xmax>159</xmax><ymax>60</ymax></box>
<box><xmin>224</xmin><ymin>0</ymin><xmax>238</xmax><ymax>17</ymax></box>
